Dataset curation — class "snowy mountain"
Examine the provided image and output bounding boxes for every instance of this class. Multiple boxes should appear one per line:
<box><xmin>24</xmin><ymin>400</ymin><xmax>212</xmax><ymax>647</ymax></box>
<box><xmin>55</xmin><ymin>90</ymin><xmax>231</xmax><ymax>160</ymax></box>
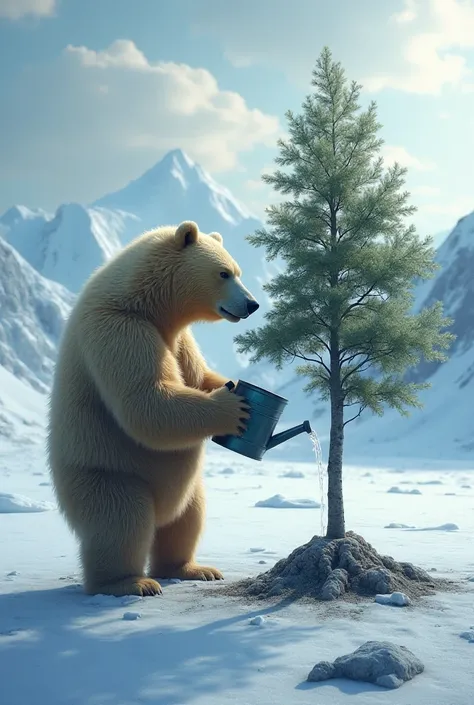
<box><xmin>224</xmin><ymin>211</ymin><xmax>474</xmax><ymax>462</ymax></box>
<box><xmin>1</xmin><ymin>203</ymin><xmax>140</xmax><ymax>294</ymax></box>
<box><xmin>343</xmin><ymin>210</ymin><xmax>474</xmax><ymax>459</ymax></box>
<box><xmin>0</xmin><ymin>363</ymin><xmax>47</xmax><ymax>446</ymax></box>
<box><xmin>1</xmin><ymin>149</ymin><xmax>474</xmax><ymax>461</ymax></box>
<box><xmin>94</xmin><ymin>149</ymin><xmax>257</xmax><ymax>231</ymax></box>
<box><xmin>0</xmin><ymin>150</ymin><xmax>276</xmax><ymax>375</ymax></box>
<box><xmin>0</xmin><ymin>236</ymin><xmax>75</xmax><ymax>393</ymax></box>
<box><xmin>0</xmin><ymin>236</ymin><xmax>75</xmax><ymax>441</ymax></box>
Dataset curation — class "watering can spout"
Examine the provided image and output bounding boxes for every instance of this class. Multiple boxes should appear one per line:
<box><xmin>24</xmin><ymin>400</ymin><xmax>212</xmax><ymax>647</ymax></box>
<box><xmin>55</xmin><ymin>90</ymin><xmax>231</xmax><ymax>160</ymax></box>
<box><xmin>265</xmin><ymin>420</ymin><xmax>312</xmax><ymax>451</ymax></box>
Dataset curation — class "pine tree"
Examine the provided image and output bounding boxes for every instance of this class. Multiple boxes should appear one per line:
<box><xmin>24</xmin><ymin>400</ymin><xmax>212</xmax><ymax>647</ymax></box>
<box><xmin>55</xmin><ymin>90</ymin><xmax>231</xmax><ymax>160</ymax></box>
<box><xmin>234</xmin><ymin>47</ymin><xmax>454</xmax><ymax>540</ymax></box>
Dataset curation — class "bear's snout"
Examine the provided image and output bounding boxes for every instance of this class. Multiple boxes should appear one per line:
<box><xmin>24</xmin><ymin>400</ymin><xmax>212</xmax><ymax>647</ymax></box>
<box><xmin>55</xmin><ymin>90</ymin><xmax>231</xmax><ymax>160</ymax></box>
<box><xmin>246</xmin><ymin>299</ymin><xmax>260</xmax><ymax>316</ymax></box>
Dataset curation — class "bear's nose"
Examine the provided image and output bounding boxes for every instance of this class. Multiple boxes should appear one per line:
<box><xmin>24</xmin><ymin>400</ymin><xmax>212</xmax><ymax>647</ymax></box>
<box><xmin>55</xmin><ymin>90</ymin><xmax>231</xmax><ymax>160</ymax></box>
<box><xmin>247</xmin><ymin>300</ymin><xmax>260</xmax><ymax>315</ymax></box>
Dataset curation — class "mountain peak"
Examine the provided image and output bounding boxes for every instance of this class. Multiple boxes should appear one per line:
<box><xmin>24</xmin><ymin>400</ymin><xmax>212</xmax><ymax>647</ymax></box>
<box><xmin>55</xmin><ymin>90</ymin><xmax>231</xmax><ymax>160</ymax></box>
<box><xmin>0</xmin><ymin>205</ymin><xmax>49</xmax><ymax>228</ymax></box>
<box><xmin>135</xmin><ymin>148</ymin><xmax>199</xmax><ymax>191</ymax></box>
<box><xmin>159</xmin><ymin>148</ymin><xmax>195</xmax><ymax>170</ymax></box>
<box><xmin>91</xmin><ymin>148</ymin><xmax>256</xmax><ymax>226</ymax></box>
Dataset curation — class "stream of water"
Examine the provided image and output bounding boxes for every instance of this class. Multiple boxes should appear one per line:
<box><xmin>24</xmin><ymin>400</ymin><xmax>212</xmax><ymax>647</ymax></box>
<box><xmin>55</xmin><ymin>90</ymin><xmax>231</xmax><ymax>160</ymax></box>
<box><xmin>309</xmin><ymin>429</ymin><xmax>326</xmax><ymax>536</ymax></box>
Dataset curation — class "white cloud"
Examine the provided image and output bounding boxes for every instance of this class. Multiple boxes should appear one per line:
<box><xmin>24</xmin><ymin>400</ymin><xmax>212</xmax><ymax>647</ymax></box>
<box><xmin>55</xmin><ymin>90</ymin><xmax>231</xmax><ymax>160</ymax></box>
<box><xmin>62</xmin><ymin>40</ymin><xmax>280</xmax><ymax>172</ymax></box>
<box><xmin>391</xmin><ymin>0</ymin><xmax>418</xmax><ymax>24</ymax></box>
<box><xmin>0</xmin><ymin>39</ymin><xmax>280</xmax><ymax>206</ymax></box>
<box><xmin>190</xmin><ymin>0</ymin><xmax>407</xmax><ymax>89</ymax></box>
<box><xmin>381</xmin><ymin>145</ymin><xmax>436</xmax><ymax>172</ymax></box>
<box><xmin>366</xmin><ymin>0</ymin><xmax>474</xmax><ymax>94</ymax></box>
<box><xmin>0</xmin><ymin>0</ymin><xmax>56</xmax><ymax>19</ymax></box>
<box><xmin>190</xmin><ymin>0</ymin><xmax>474</xmax><ymax>96</ymax></box>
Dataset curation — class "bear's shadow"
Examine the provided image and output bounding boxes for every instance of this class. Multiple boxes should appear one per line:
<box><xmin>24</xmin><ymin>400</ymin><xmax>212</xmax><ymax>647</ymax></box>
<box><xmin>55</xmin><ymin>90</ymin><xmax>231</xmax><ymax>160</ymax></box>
<box><xmin>0</xmin><ymin>583</ymin><xmax>317</xmax><ymax>704</ymax></box>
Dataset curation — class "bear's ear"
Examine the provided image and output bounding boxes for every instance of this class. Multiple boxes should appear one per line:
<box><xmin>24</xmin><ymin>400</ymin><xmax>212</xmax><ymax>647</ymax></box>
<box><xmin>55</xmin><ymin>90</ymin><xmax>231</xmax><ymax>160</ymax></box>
<box><xmin>209</xmin><ymin>231</ymin><xmax>223</xmax><ymax>245</ymax></box>
<box><xmin>175</xmin><ymin>221</ymin><xmax>199</xmax><ymax>249</ymax></box>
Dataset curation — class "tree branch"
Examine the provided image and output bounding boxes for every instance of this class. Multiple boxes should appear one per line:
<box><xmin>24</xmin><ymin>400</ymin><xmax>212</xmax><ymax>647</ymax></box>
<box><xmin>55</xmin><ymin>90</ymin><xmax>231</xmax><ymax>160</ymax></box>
<box><xmin>340</xmin><ymin>355</ymin><xmax>371</xmax><ymax>384</ymax></box>
<box><xmin>339</xmin><ymin>177</ymin><xmax>394</xmax><ymax>241</ymax></box>
<box><xmin>341</xmin><ymin>346</ymin><xmax>398</xmax><ymax>384</ymax></box>
<box><xmin>280</xmin><ymin>344</ymin><xmax>331</xmax><ymax>376</ymax></box>
<box><xmin>340</xmin><ymin>283</ymin><xmax>377</xmax><ymax>320</ymax></box>
<box><xmin>343</xmin><ymin>403</ymin><xmax>367</xmax><ymax>427</ymax></box>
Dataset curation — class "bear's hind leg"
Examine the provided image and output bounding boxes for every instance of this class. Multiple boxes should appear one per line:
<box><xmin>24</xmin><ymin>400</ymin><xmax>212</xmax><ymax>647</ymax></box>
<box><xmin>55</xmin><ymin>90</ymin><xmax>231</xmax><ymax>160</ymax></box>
<box><xmin>77</xmin><ymin>471</ymin><xmax>162</xmax><ymax>597</ymax></box>
<box><xmin>149</xmin><ymin>478</ymin><xmax>223</xmax><ymax>582</ymax></box>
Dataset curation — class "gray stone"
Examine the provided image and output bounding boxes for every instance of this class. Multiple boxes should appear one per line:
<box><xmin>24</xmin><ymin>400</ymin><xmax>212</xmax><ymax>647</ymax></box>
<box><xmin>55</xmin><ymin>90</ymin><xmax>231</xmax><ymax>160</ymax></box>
<box><xmin>307</xmin><ymin>640</ymin><xmax>424</xmax><ymax>689</ymax></box>
<box><xmin>460</xmin><ymin>629</ymin><xmax>474</xmax><ymax>643</ymax></box>
<box><xmin>307</xmin><ymin>661</ymin><xmax>336</xmax><ymax>681</ymax></box>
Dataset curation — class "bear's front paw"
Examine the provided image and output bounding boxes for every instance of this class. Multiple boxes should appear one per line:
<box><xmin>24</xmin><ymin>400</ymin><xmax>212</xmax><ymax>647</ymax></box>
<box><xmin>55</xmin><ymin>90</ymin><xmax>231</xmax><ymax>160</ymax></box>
<box><xmin>154</xmin><ymin>562</ymin><xmax>224</xmax><ymax>581</ymax></box>
<box><xmin>209</xmin><ymin>386</ymin><xmax>250</xmax><ymax>436</ymax></box>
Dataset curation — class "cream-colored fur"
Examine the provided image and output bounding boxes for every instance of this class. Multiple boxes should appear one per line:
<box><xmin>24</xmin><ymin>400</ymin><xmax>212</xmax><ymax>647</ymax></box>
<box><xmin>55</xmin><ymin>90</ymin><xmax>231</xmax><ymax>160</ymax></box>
<box><xmin>47</xmin><ymin>221</ymin><xmax>258</xmax><ymax>597</ymax></box>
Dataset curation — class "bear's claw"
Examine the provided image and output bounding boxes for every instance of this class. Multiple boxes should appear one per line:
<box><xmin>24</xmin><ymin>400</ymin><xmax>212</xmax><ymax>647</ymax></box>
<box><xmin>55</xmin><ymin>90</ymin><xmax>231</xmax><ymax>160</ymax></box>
<box><xmin>87</xmin><ymin>576</ymin><xmax>163</xmax><ymax>597</ymax></box>
<box><xmin>153</xmin><ymin>562</ymin><xmax>224</xmax><ymax>582</ymax></box>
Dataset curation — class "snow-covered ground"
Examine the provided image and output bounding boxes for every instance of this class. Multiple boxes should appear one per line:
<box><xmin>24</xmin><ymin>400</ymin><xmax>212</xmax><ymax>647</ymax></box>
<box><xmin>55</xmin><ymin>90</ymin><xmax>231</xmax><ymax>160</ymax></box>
<box><xmin>0</xmin><ymin>434</ymin><xmax>473</xmax><ymax>705</ymax></box>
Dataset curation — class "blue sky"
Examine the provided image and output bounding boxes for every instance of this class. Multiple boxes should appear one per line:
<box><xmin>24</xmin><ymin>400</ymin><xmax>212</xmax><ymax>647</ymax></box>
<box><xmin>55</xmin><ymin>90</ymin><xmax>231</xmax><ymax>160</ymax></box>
<box><xmin>2</xmin><ymin>0</ymin><xmax>474</xmax><ymax>242</ymax></box>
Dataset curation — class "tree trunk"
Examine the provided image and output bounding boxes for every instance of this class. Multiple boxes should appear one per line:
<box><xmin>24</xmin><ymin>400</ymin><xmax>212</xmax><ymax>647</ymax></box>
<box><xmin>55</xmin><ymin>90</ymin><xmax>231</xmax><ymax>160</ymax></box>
<box><xmin>326</xmin><ymin>391</ymin><xmax>345</xmax><ymax>539</ymax></box>
<box><xmin>326</xmin><ymin>206</ymin><xmax>345</xmax><ymax>539</ymax></box>
<box><xmin>326</xmin><ymin>321</ymin><xmax>345</xmax><ymax>539</ymax></box>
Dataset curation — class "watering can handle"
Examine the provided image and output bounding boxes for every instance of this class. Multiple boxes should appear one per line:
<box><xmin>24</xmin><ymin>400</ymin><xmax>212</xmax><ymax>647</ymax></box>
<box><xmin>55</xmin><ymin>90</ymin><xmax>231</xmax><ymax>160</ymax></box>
<box><xmin>224</xmin><ymin>380</ymin><xmax>235</xmax><ymax>391</ymax></box>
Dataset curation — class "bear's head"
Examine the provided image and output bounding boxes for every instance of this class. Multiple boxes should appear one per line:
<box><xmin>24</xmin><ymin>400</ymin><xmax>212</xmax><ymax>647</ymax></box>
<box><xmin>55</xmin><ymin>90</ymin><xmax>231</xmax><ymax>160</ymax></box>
<box><xmin>170</xmin><ymin>221</ymin><xmax>260</xmax><ymax>324</ymax></box>
<box><xmin>125</xmin><ymin>220</ymin><xmax>260</xmax><ymax>326</ymax></box>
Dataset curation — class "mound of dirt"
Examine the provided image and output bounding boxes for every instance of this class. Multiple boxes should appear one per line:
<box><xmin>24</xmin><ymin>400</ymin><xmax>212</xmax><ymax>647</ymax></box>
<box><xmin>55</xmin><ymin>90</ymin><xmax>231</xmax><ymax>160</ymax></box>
<box><xmin>223</xmin><ymin>531</ymin><xmax>451</xmax><ymax>602</ymax></box>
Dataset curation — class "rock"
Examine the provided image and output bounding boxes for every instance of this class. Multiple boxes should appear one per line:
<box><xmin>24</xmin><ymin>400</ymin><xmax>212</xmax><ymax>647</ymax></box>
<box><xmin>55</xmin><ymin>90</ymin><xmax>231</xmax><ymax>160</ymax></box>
<box><xmin>307</xmin><ymin>661</ymin><xmax>336</xmax><ymax>681</ymax></box>
<box><xmin>307</xmin><ymin>640</ymin><xmax>424</xmax><ymax>689</ymax></box>
<box><xmin>460</xmin><ymin>629</ymin><xmax>474</xmax><ymax>643</ymax></box>
<box><xmin>375</xmin><ymin>591</ymin><xmax>411</xmax><ymax>607</ymax></box>
<box><xmin>376</xmin><ymin>674</ymin><xmax>403</xmax><ymax>688</ymax></box>
<box><xmin>391</xmin><ymin>591</ymin><xmax>411</xmax><ymax>606</ymax></box>
<box><xmin>122</xmin><ymin>611</ymin><xmax>141</xmax><ymax>620</ymax></box>
<box><xmin>249</xmin><ymin>615</ymin><xmax>265</xmax><ymax>626</ymax></box>
<box><xmin>375</xmin><ymin>594</ymin><xmax>392</xmax><ymax>605</ymax></box>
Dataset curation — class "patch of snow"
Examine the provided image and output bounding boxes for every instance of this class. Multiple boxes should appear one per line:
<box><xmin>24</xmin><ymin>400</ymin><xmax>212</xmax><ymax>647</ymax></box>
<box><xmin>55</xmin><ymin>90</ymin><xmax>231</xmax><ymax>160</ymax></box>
<box><xmin>123</xmin><ymin>611</ymin><xmax>141</xmax><ymax>621</ymax></box>
<box><xmin>83</xmin><ymin>594</ymin><xmax>143</xmax><ymax>607</ymax></box>
<box><xmin>249</xmin><ymin>615</ymin><xmax>266</xmax><ymax>626</ymax></box>
<box><xmin>375</xmin><ymin>591</ymin><xmax>411</xmax><ymax>607</ymax></box>
<box><xmin>254</xmin><ymin>493</ymin><xmax>321</xmax><ymax>509</ymax></box>
<box><xmin>411</xmin><ymin>523</ymin><xmax>460</xmax><ymax>532</ymax></box>
<box><xmin>0</xmin><ymin>492</ymin><xmax>55</xmax><ymax>513</ymax></box>
<box><xmin>279</xmin><ymin>469</ymin><xmax>305</xmax><ymax>478</ymax></box>
<box><xmin>387</xmin><ymin>487</ymin><xmax>422</xmax><ymax>495</ymax></box>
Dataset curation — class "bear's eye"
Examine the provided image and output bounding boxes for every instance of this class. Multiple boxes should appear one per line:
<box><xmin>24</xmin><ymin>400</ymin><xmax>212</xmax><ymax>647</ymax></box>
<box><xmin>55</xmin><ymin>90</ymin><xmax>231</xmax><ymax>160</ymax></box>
<box><xmin>220</xmin><ymin>271</ymin><xmax>230</xmax><ymax>279</ymax></box>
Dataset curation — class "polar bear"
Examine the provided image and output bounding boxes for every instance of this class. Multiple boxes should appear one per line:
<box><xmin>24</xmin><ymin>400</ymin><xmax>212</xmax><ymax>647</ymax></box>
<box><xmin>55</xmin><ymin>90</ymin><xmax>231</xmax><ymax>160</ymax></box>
<box><xmin>47</xmin><ymin>220</ymin><xmax>259</xmax><ymax>597</ymax></box>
